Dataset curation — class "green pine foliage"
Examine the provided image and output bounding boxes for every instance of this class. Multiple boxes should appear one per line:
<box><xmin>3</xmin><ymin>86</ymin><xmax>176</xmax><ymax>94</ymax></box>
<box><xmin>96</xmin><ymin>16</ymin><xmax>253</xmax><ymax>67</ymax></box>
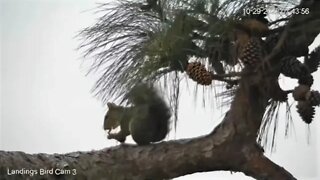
<box><xmin>79</xmin><ymin>0</ymin><xmax>307</xmax><ymax>151</ymax></box>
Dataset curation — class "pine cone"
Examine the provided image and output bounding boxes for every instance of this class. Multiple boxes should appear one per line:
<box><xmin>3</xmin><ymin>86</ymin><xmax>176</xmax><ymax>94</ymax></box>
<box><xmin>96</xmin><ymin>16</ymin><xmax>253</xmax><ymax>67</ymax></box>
<box><xmin>304</xmin><ymin>46</ymin><xmax>320</xmax><ymax>73</ymax></box>
<box><xmin>306</xmin><ymin>90</ymin><xmax>320</xmax><ymax>106</ymax></box>
<box><xmin>186</xmin><ymin>62</ymin><xmax>212</xmax><ymax>85</ymax></box>
<box><xmin>298</xmin><ymin>74</ymin><xmax>314</xmax><ymax>87</ymax></box>
<box><xmin>280</xmin><ymin>57</ymin><xmax>309</xmax><ymax>79</ymax></box>
<box><xmin>296</xmin><ymin>101</ymin><xmax>315</xmax><ymax>124</ymax></box>
<box><xmin>292</xmin><ymin>85</ymin><xmax>310</xmax><ymax>101</ymax></box>
<box><xmin>239</xmin><ymin>38</ymin><xmax>262</xmax><ymax>66</ymax></box>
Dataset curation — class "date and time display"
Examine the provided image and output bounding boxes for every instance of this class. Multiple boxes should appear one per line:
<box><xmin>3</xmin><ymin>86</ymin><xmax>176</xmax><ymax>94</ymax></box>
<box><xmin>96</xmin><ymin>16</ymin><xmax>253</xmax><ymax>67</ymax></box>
<box><xmin>243</xmin><ymin>6</ymin><xmax>310</xmax><ymax>16</ymax></box>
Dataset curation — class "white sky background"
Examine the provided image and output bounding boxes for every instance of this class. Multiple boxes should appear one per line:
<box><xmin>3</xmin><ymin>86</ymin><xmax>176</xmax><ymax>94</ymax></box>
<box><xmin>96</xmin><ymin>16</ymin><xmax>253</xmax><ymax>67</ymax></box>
<box><xmin>0</xmin><ymin>0</ymin><xmax>319</xmax><ymax>179</ymax></box>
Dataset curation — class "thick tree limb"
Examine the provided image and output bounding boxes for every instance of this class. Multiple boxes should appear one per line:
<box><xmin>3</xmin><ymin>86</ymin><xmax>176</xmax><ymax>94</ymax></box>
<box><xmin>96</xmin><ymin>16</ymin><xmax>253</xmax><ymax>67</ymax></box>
<box><xmin>0</xmin><ymin>121</ymin><xmax>295</xmax><ymax>180</ymax></box>
<box><xmin>241</xmin><ymin>144</ymin><xmax>296</xmax><ymax>180</ymax></box>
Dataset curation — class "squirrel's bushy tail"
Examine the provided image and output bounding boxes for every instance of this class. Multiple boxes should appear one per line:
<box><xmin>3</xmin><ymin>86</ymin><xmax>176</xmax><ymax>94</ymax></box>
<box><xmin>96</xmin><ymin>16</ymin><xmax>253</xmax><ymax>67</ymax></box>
<box><xmin>127</xmin><ymin>83</ymin><xmax>171</xmax><ymax>145</ymax></box>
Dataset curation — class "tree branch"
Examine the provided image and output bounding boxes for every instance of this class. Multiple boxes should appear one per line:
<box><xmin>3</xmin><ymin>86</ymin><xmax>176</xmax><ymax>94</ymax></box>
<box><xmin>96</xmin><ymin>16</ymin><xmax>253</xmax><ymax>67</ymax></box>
<box><xmin>0</xmin><ymin>120</ymin><xmax>294</xmax><ymax>180</ymax></box>
<box><xmin>241</xmin><ymin>144</ymin><xmax>297</xmax><ymax>180</ymax></box>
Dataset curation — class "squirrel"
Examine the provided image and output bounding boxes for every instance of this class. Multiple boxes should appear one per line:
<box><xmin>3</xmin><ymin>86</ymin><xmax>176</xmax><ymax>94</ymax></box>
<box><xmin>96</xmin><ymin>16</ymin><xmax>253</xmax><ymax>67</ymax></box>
<box><xmin>103</xmin><ymin>83</ymin><xmax>171</xmax><ymax>145</ymax></box>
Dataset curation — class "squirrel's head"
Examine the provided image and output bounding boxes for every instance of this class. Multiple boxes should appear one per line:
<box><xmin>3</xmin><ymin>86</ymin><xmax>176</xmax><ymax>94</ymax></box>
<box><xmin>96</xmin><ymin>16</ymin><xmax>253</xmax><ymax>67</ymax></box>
<box><xmin>103</xmin><ymin>102</ymin><xmax>121</xmax><ymax>131</ymax></box>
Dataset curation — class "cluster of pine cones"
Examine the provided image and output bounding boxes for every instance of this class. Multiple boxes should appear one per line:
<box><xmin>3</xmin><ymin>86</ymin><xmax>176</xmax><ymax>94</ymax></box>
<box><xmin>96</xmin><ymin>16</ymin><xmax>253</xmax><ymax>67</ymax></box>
<box><xmin>184</xmin><ymin>18</ymin><xmax>320</xmax><ymax>125</ymax></box>
<box><xmin>185</xmin><ymin>46</ymin><xmax>320</xmax><ymax>125</ymax></box>
<box><xmin>279</xmin><ymin>55</ymin><xmax>319</xmax><ymax>124</ymax></box>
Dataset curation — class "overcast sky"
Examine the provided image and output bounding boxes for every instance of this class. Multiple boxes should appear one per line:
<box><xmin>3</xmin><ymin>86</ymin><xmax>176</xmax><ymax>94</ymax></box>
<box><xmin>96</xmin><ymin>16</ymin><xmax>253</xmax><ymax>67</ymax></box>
<box><xmin>0</xmin><ymin>0</ymin><xmax>319</xmax><ymax>179</ymax></box>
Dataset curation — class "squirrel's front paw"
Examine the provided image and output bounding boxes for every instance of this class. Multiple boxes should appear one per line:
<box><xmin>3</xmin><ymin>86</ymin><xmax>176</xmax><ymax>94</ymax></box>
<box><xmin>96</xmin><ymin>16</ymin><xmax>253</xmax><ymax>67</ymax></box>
<box><xmin>107</xmin><ymin>133</ymin><xmax>126</xmax><ymax>143</ymax></box>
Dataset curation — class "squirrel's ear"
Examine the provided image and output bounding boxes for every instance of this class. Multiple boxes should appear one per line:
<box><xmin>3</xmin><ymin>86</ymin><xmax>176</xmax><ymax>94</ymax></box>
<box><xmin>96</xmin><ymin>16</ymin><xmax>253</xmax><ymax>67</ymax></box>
<box><xmin>107</xmin><ymin>102</ymin><xmax>116</xmax><ymax>108</ymax></box>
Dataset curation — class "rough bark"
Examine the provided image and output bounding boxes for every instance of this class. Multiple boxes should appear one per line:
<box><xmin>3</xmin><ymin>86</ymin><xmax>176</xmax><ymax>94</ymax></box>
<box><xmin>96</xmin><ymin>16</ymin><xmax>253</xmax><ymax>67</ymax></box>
<box><xmin>0</xmin><ymin>121</ymin><xmax>295</xmax><ymax>180</ymax></box>
<box><xmin>0</xmin><ymin>0</ymin><xmax>319</xmax><ymax>179</ymax></box>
